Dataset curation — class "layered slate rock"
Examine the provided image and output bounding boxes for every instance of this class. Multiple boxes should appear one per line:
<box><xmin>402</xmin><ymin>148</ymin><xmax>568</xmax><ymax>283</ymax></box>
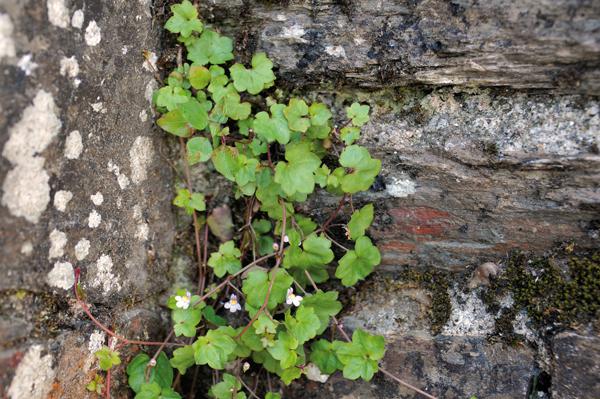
<box><xmin>0</xmin><ymin>0</ymin><xmax>172</xmax><ymax>397</ymax></box>
<box><xmin>204</xmin><ymin>0</ymin><xmax>600</xmax><ymax>93</ymax></box>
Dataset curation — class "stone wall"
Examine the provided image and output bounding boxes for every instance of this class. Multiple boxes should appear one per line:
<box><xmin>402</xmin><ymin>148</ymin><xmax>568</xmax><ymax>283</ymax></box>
<box><xmin>0</xmin><ymin>1</ymin><xmax>598</xmax><ymax>398</ymax></box>
<box><xmin>0</xmin><ymin>0</ymin><xmax>172</xmax><ymax>397</ymax></box>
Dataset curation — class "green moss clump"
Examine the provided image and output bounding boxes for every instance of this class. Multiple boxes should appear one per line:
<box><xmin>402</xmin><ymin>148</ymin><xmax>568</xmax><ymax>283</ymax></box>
<box><xmin>487</xmin><ymin>250</ymin><xmax>600</xmax><ymax>331</ymax></box>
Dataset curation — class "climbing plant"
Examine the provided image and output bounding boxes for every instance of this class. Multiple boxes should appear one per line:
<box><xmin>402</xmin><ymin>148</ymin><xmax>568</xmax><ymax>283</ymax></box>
<box><xmin>77</xmin><ymin>1</ymin><xmax>435</xmax><ymax>398</ymax></box>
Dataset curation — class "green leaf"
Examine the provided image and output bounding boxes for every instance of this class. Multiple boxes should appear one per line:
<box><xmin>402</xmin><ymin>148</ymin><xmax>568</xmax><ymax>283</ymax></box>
<box><xmin>203</xmin><ymin>305</ymin><xmax>227</xmax><ymax>326</ymax></box>
<box><xmin>283</xmin><ymin>98</ymin><xmax>310</xmax><ymax>132</ymax></box>
<box><xmin>187</xmin><ymin>29</ymin><xmax>234</xmax><ymax>65</ymax></box>
<box><xmin>347</xmin><ymin>203</ymin><xmax>374</xmax><ymax>240</ymax></box>
<box><xmin>284</xmin><ymin>306</ymin><xmax>320</xmax><ymax>345</ymax></box>
<box><xmin>309</xmin><ymin>102</ymin><xmax>332</xmax><ymax>126</ymax></box>
<box><xmin>230</xmin><ymin>52</ymin><xmax>276</xmax><ymax>95</ymax></box>
<box><xmin>253</xmin><ymin>313</ymin><xmax>278</xmax><ymax>335</ymax></box>
<box><xmin>188</xmin><ymin>65</ymin><xmax>211</xmax><ymax>89</ymax></box>
<box><xmin>173</xmin><ymin>188</ymin><xmax>206</xmax><ymax>215</ymax></box>
<box><xmin>173</xmin><ymin>305</ymin><xmax>203</xmax><ymax>337</ymax></box>
<box><xmin>158</xmin><ymin>109</ymin><xmax>193</xmax><ymax>137</ymax></box>
<box><xmin>209</xmin><ymin>374</ymin><xmax>246</xmax><ymax>399</ymax></box>
<box><xmin>334</xmin><ymin>329</ymin><xmax>385</xmax><ymax>381</ymax></box>
<box><xmin>135</xmin><ymin>382</ymin><xmax>182</xmax><ymax>399</ymax></box>
<box><xmin>339</xmin><ymin>145</ymin><xmax>381</xmax><ymax>193</ymax></box>
<box><xmin>310</xmin><ymin>339</ymin><xmax>343</xmax><ymax>374</ymax></box>
<box><xmin>253</xmin><ymin>104</ymin><xmax>291</xmax><ymax>145</ymax></box>
<box><xmin>283</xmin><ymin>233</ymin><xmax>334</xmax><ymax>270</ymax></box>
<box><xmin>340</xmin><ymin>126</ymin><xmax>360</xmax><ymax>145</ymax></box>
<box><xmin>95</xmin><ymin>346</ymin><xmax>121</xmax><ymax>371</ymax></box>
<box><xmin>265</xmin><ymin>393</ymin><xmax>281</xmax><ymax>399</ymax></box>
<box><xmin>252</xmin><ymin>219</ymin><xmax>271</xmax><ymax>234</ymax></box>
<box><xmin>179</xmin><ymin>98</ymin><xmax>209</xmax><ymax>130</ymax></box>
<box><xmin>274</xmin><ymin>142</ymin><xmax>321</xmax><ymax>197</ymax></box>
<box><xmin>135</xmin><ymin>382</ymin><xmax>161</xmax><ymax>399</ymax></box>
<box><xmin>211</xmin><ymin>145</ymin><xmax>240</xmax><ymax>181</ymax></box>
<box><xmin>187</xmin><ymin>137</ymin><xmax>213</xmax><ymax>165</ymax></box>
<box><xmin>127</xmin><ymin>353</ymin><xmax>174</xmax><ymax>394</ymax></box>
<box><xmin>170</xmin><ymin>345</ymin><xmax>195</xmax><ymax>375</ymax></box>
<box><xmin>220</xmin><ymin>88</ymin><xmax>252</xmax><ymax>121</ymax></box>
<box><xmin>165</xmin><ymin>0</ymin><xmax>202</xmax><ymax>38</ymax></box>
<box><xmin>267</xmin><ymin>331</ymin><xmax>298</xmax><ymax>369</ymax></box>
<box><xmin>335</xmin><ymin>236</ymin><xmax>380</xmax><ymax>286</ymax></box>
<box><xmin>242</xmin><ymin>269</ymin><xmax>293</xmax><ymax>312</ymax></box>
<box><xmin>207</xmin><ymin>240</ymin><xmax>242</xmax><ymax>277</ymax></box>
<box><xmin>193</xmin><ymin>327</ymin><xmax>237</xmax><ymax>369</ymax></box>
<box><xmin>301</xmin><ymin>291</ymin><xmax>342</xmax><ymax>334</ymax></box>
<box><xmin>346</xmin><ymin>102</ymin><xmax>370</xmax><ymax>127</ymax></box>
<box><xmin>280</xmin><ymin>366</ymin><xmax>303</xmax><ymax>385</ymax></box>
<box><xmin>156</xmin><ymin>86</ymin><xmax>190</xmax><ymax>111</ymax></box>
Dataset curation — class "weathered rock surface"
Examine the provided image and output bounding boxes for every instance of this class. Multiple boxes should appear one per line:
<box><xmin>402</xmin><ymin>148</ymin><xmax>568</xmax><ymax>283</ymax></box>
<box><xmin>551</xmin><ymin>331</ymin><xmax>600</xmax><ymax>399</ymax></box>
<box><xmin>0</xmin><ymin>0</ymin><xmax>172</xmax><ymax>397</ymax></box>
<box><xmin>204</xmin><ymin>0</ymin><xmax>600</xmax><ymax>93</ymax></box>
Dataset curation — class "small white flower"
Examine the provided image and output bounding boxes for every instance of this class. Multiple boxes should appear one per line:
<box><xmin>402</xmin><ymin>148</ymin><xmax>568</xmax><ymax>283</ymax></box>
<box><xmin>305</xmin><ymin>363</ymin><xmax>329</xmax><ymax>383</ymax></box>
<box><xmin>148</xmin><ymin>358</ymin><xmax>157</xmax><ymax>367</ymax></box>
<box><xmin>175</xmin><ymin>291</ymin><xmax>191</xmax><ymax>310</ymax></box>
<box><xmin>286</xmin><ymin>288</ymin><xmax>303</xmax><ymax>307</ymax></box>
<box><xmin>242</xmin><ymin>362</ymin><xmax>250</xmax><ymax>373</ymax></box>
<box><xmin>224</xmin><ymin>294</ymin><xmax>242</xmax><ymax>313</ymax></box>
<box><xmin>272</xmin><ymin>242</ymin><xmax>279</xmax><ymax>251</ymax></box>
<box><xmin>283</xmin><ymin>235</ymin><xmax>289</xmax><ymax>243</ymax></box>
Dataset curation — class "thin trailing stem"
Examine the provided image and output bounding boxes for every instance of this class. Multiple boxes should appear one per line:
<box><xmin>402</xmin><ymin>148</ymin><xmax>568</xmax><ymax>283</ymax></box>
<box><xmin>317</xmin><ymin>194</ymin><xmax>348</xmax><ymax>233</ymax></box>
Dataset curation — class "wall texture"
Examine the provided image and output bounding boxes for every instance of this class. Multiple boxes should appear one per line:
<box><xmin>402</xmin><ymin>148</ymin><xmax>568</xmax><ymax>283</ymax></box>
<box><xmin>0</xmin><ymin>1</ymin><xmax>598</xmax><ymax>398</ymax></box>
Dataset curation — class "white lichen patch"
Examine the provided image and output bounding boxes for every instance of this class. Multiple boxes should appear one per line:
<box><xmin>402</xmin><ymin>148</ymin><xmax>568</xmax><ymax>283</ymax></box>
<box><xmin>0</xmin><ymin>14</ymin><xmax>16</xmax><ymax>60</ymax></box>
<box><xmin>91</xmin><ymin>254</ymin><xmax>121</xmax><ymax>294</ymax></box>
<box><xmin>130</xmin><ymin>136</ymin><xmax>154</xmax><ymax>185</ymax></box>
<box><xmin>53</xmin><ymin>190</ymin><xmax>73</xmax><ymax>212</ymax></box>
<box><xmin>279</xmin><ymin>24</ymin><xmax>307</xmax><ymax>43</ymax></box>
<box><xmin>2</xmin><ymin>90</ymin><xmax>62</xmax><ymax>223</ymax></box>
<box><xmin>136</xmin><ymin>223</ymin><xmax>150</xmax><ymax>241</ymax></box>
<box><xmin>17</xmin><ymin>54</ymin><xmax>38</xmax><ymax>76</ymax></box>
<box><xmin>145</xmin><ymin>80</ymin><xmax>158</xmax><ymax>105</ymax></box>
<box><xmin>88</xmin><ymin>330</ymin><xmax>106</xmax><ymax>354</ymax></box>
<box><xmin>132</xmin><ymin>204</ymin><xmax>149</xmax><ymax>241</ymax></box>
<box><xmin>47</xmin><ymin>0</ymin><xmax>70</xmax><ymax>28</ymax></box>
<box><xmin>90</xmin><ymin>102</ymin><xmax>107</xmax><ymax>114</ymax></box>
<box><xmin>64</xmin><ymin>130</ymin><xmax>83</xmax><ymax>159</ymax></box>
<box><xmin>75</xmin><ymin>238</ymin><xmax>90</xmax><ymax>261</ymax></box>
<box><xmin>59</xmin><ymin>56</ymin><xmax>79</xmax><ymax>78</ymax></box>
<box><xmin>46</xmin><ymin>261</ymin><xmax>74</xmax><ymax>289</ymax></box>
<box><xmin>107</xmin><ymin>160</ymin><xmax>130</xmax><ymax>189</ymax></box>
<box><xmin>88</xmin><ymin>209</ymin><xmax>101</xmax><ymax>228</ymax></box>
<box><xmin>7</xmin><ymin>345</ymin><xmax>55</xmax><ymax>399</ymax></box>
<box><xmin>85</xmin><ymin>20</ymin><xmax>102</xmax><ymax>46</ymax></box>
<box><xmin>325</xmin><ymin>45</ymin><xmax>346</xmax><ymax>58</ymax></box>
<box><xmin>48</xmin><ymin>228</ymin><xmax>67</xmax><ymax>259</ymax></box>
<box><xmin>21</xmin><ymin>241</ymin><xmax>33</xmax><ymax>256</ymax></box>
<box><xmin>71</xmin><ymin>9</ymin><xmax>84</xmax><ymax>29</ymax></box>
<box><xmin>90</xmin><ymin>191</ymin><xmax>104</xmax><ymax>206</ymax></box>
<box><xmin>442</xmin><ymin>287</ymin><xmax>496</xmax><ymax>336</ymax></box>
<box><xmin>387</xmin><ymin>175</ymin><xmax>417</xmax><ymax>198</ymax></box>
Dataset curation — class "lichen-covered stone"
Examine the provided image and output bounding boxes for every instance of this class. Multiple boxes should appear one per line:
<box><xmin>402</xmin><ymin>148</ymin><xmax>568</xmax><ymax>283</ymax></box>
<box><xmin>0</xmin><ymin>0</ymin><xmax>172</xmax><ymax>396</ymax></box>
